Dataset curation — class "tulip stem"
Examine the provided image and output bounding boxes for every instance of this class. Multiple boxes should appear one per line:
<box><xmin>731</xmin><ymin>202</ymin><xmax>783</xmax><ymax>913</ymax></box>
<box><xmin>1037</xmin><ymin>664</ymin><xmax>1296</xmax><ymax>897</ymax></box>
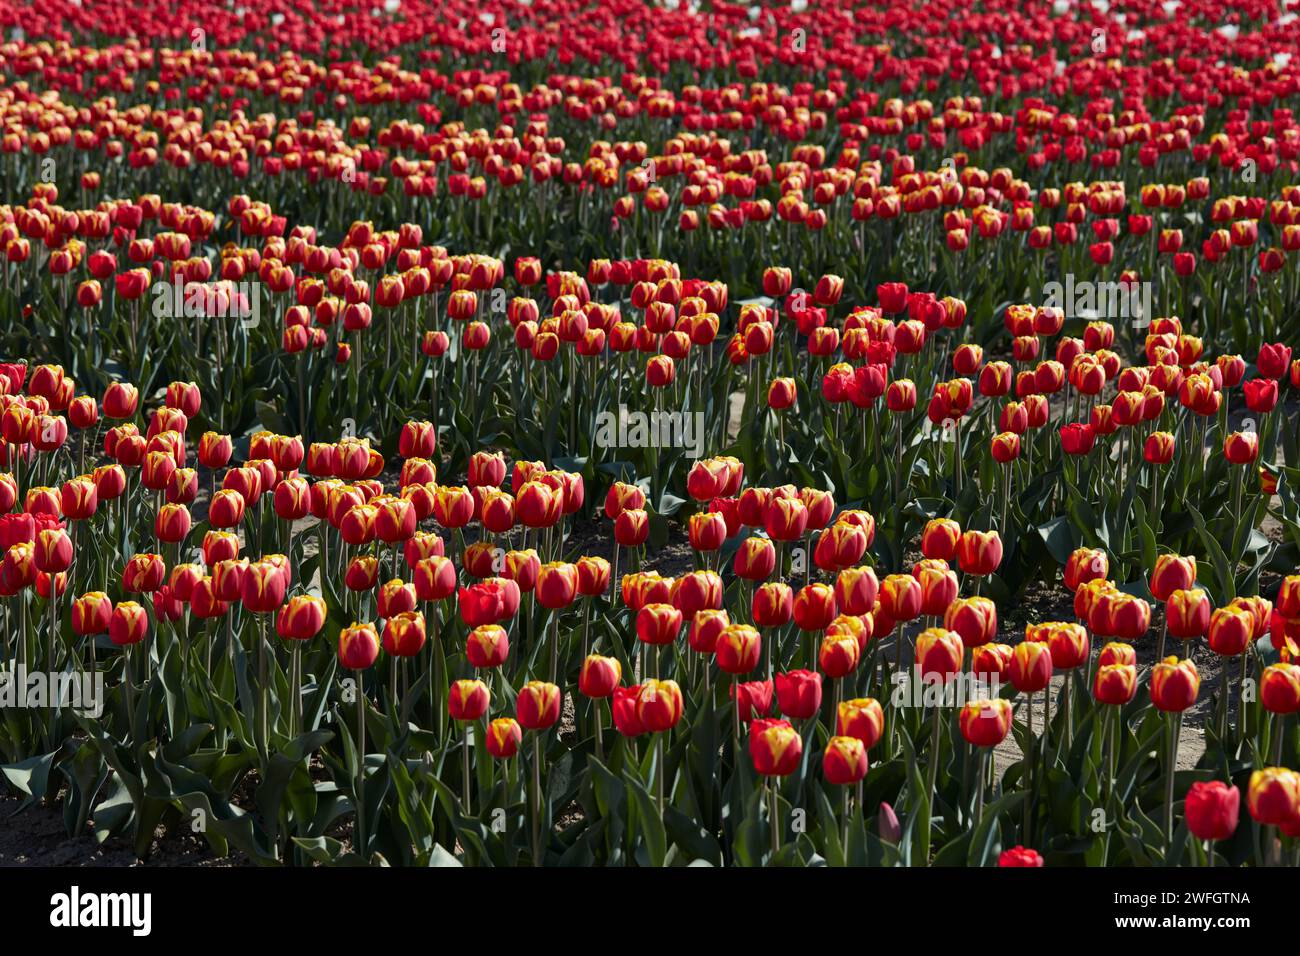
<box><xmin>356</xmin><ymin>683</ymin><xmax>367</xmax><ymax>859</ymax></box>
<box><xmin>769</xmin><ymin>778</ymin><xmax>780</xmax><ymax>860</ymax></box>
<box><xmin>926</xmin><ymin>702</ymin><xmax>942</xmax><ymax>812</ymax></box>
<box><xmin>655</xmin><ymin>734</ymin><xmax>665</xmax><ymax>815</ymax></box>
<box><xmin>1062</xmin><ymin>672</ymin><xmax>1072</xmax><ymax>753</ymax></box>
<box><xmin>1164</xmin><ymin>711</ymin><xmax>1182</xmax><ymax>847</ymax></box>
<box><xmin>531</xmin><ymin>733</ymin><xmax>543</xmax><ymax>866</ymax></box>
<box><xmin>389</xmin><ymin>659</ymin><xmax>399</xmax><ymax>726</ymax></box>
<box><xmin>123</xmin><ymin>645</ymin><xmax>135</xmax><ymax>743</ymax></box>
<box><xmin>462</xmin><ymin>721</ymin><xmax>472</xmax><ymax>815</ymax></box>
<box><xmin>1236</xmin><ymin>650</ymin><xmax>1248</xmax><ymax>744</ymax></box>
<box><xmin>732</xmin><ymin>675</ymin><xmax>741</xmax><ymax>755</ymax></box>
<box><xmin>840</xmin><ymin>786</ymin><xmax>850</xmax><ymax>849</ymax></box>
<box><xmin>974</xmin><ymin>748</ymin><xmax>987</xmax><ymax>827</ymax></box>
<box><xmin>1107</xmin><ymin>706</ymin><xmax>1118</xmax><ymax>800</ymax></box>
<box><xmin>46</xmin><ymin>593</ymin><xmax>57</xmax><ymax>748</ymax></box>
<box><xmin>258</xmin><ymin>615</ymin><xmax>269</xmax><ymax>756</ymax></box>
<box><xmin>289</xmin><ymin>642</ymin><xmax>301</xmax><ymax>739</ymax></box>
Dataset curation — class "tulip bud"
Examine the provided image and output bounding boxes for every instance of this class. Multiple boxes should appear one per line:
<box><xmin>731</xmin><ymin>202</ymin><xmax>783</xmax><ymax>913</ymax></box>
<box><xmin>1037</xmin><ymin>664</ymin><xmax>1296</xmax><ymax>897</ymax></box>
<box><xmin>956</xmin><ymin>529</ymin><xmax>1002</xmax><ymax>576</ymax></box>
<box><xmin>636</xmin><ymin>679</ymin><xmax>684</xmax><ymax>732</ymax></box>
<box><xmin>1261</xmin><ymin>663</ymin><xmax>1300</xmax><ymax>714</ymax></box>
<box><xmin>72</xmin><ymin>591</ymin><xmax>113</xmax><ymax>635</ymax></box>
<box><xmin>276</xmin><ymin>594</ymin><xmax>326</xmax><ymax>640</ymax></box>
<box><xmin>1150</xmin><ymin>656</ymin><xmax>1200</xmax><ymax>712</ymax></box>
<box><xmin>944</xmin><ymin>596</ymin><xmax>997</xmax><ymax>648</ymax></box>
<box><xmin>823</xmin><ymin>736</ymin><xmax>868</xmax><ymax>785</ymax></box>
<box><xmin>774</xmin><ymin>669</ymin><xmax>823</xmax><ymax>720</ymax></box>
<box><xmin>915</xmin><ymin>627</ymin><xmax>963</xmax><ymax>681</ymax></box>
<box><xmin>449</xmin><ymin>679</ymin><xmax>490</xmax><ymax>722</ymax></box>
<box><xmin>109</xmin><ymin>601</ymin><xmax>148</xmax><ymax>645</ymax></box>
<box><xmin>959</xmin><ymin>698</ymin><xmax>1013</xmax><ymax>747</ymax></box>
<box><xmin>1247</xmin><ymin>767</ymin><xmax>1300</xmax><ymax>826</ymax></box>
<box><xmin>579</xmin><ymin>654</ymin><xmax>622</xmax><ymax>698</ymax></box>
<box><xmin>716</xmin><ymin>624</ymin><xmax>762</xmax><ymax>675</ymax></box>
<box><xmin>1184</xmin><ymin>781</ymin><xmax>1240</xmax><ymax>842</ymax></box>
<box><xmin>1009</xmin><ymin>640</ymin><xmax>1053</xmax><ymax>693</ymax></box>
<box><xmin>516</xmin><ymin>680</ymin><xmax>562</xmax><ymax>730</ymax></box>
<box><xmin>749</xmin><ymin>718</ymin><xmax>802</xmax><ymax>776</ymax></box>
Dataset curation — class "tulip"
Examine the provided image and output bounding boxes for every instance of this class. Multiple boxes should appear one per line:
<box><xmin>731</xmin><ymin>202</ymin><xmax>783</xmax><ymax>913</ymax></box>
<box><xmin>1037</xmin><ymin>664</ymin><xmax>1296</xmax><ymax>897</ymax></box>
<box><xmin>109</xmin><ymin>601</ymin><xmax>148</xmax><ymax>646</ymax></box>
<box><xmin>688</xmin><ymin>608</ymin><xmax>729</xmax><ymax>654</ymax></box>
<box><xmin>1166</xmin><ymin>588</ymin><xmax>1211</xmax><ymax>639</ymax></box>
<box><xmin>33</xmin><ymin>528</ymin><xmax>73</xmax><ymax>574</ymax></box>
<box><xmin>636</xmin><ymin>679</ymin><xmax>683</xmax><ymax>734</ymax></box>
<box><xmin>516</xmin><ymin>680</ymin><xmax>562</xmax><ymax>731</ymax></box>
<box><xmin>579</xmin><ymin>655</ymin><xmax>621</xmax><ymax>699</ymax></box>
<box><xmin>414</xmin><ymin>555</ymin><xmax>457</xmax><ymax>602</ymax></box>
<box><xmin>1010</xmin><ymin>640</ymin><xmax>1053</xmax><ymax>694</ymax></box>
<box><xmin>879</xmin><ymin>573</ymin><xmax>922</xmax><ymax>622</ymax></box>
<box><xmin>957</xmin><ymin>530</ymin><xmax>1002</xmax><ymax>577</ymax></box>
<box><xmin>383</xmin><ymin>611</ymin><xmax>427</xmax><ymax>657</ymax></box>
<box><xmin>774</xmin><ymin>669</ymin><xmax>822</xmax><ymax>720</ymax></box>
<box><xmin>819</xmin><ymin>634</ymin><xmax>860</xmax><ymax>680</ymax></box>
<box><xmin>792</xmin><ymin>582</ymin><xmax>837</xmax><ymax>632</ymax></box>
<box><xmin>915</xmin><ymin>562</ymin><xmax>958</xmax><ymax>617</ymax></box>
<box><xmin>636</xmin><ymin>603</ymin><xmax>683</xmax><ymax>649</ymax></box>
<box><xmin>998</xmin><ymin>847</ymin><xmax>1044</xmax><ymax>867</ymax></box>
<box><xmin>1151</xmin><ymin>655</ymin><xmax>1199</xmax><ymax>843</ymax></box>
<box><xmin>1247</xmin><ymin>768</ymin><xmax>1300</xmax><ymax>826</ymax></box>
<box><xmin>764</xmin><ymin>497</ymin><xmax>808</xmax><ymax>542</ymax></box>
<box><xmin>752</xmin><ymin>581</ymin><xmax>794</xmax><ymax>629</ymax></box>
<box><xmin>1224</xmin><ymin>430</ymin><xmax>1258</xmax><ymax>465</ymax></box>
<box><xmin>448</xmin><ymin>679</ymin><xmax>489</xmax><ymax>723</ymax></box>
<box><xmin>750</xmin><ymin>718</ymin><xmax>802</xmax><ymax>777</ymax></box>
<box><xmin>1261</xmin><ymin>663</ymin><xmax>1300</xmax><ymax>716</ymax></box>
<box><xmin>72</xmin><ymin>591</ymin><xmax>112</xmax><ymax>635</ymax></box>
<box><xmin>613</xmin><ymin>508</ymin><xmax>648</xmax><ymax>547</ymax></box>
<box><xmin>276</xmin><ymin>595</ymin><xmax>326</xmax><ymax>640</ymax></box>
<box><xmin>960</xmin><ymin>697</ymin><xmax>1013</xmax><ymax>747</ymax></box>
<box><xmin>836</xmin><ymin>698</ymin><xmax>884</xmax><ymax>750</ymax></box>
<box><xmin>688</xmin><ymin>511</ymin><xmax>727</xmax><ymax>552</ymax></box>
<box><xmin>535</xmin><ymin>561</ymin><xmax>578</xmax><ymax>612</ymax></box>
<box><xmin>485</xmin><ymin>718</ymin><xmax>523</xmax><ymax>759</ymax></box>
<box><xmin>734</xmin><ymin>536</ymin><xmax>776</xmax><ymax>581</ymax></box>
<box><xmin>823</xmin><ymin>736</ymin><xmax>868</xmax><ymax>786</ymax></box>
<box><xmin>944</xmin><ymin>596</ymin><xmax>997</xmax><ymax>648</ymax></box>
<box><xmin>609</xmin><ymin>684</ymin><xmax>644</xmax><ymax>737</ymax></box>
<box><xmin>915</xmin><ymin>627</ymin><xmax>963</xmax><ymax>681</ymax></box>
<box><xmin>122</xmin><ymin>553</ymin><xmax>165</xmax><ymax>594</ymax></box>
<box><xmin>575</xmin><ymin>555</ymin><xmax>610</xmax><ymax>597</ymax></box>
<box><xmin>1063</xmin><ymin>548</ymin><xmax>1107</xmax><ymax>591</ymax></box>
<box><xmin>1151</xmin><ymin>656</ymin><xmax>1199</xmax><ymax>713</ymax></box>
<box><xmin>920</xmin><ymin>518</ymin><xmax>961</xmax><ymax>560</ymax></box>
<box><xmin>1184</xmin><ymin>781</ymin><xmax>1240</xmax><ymax>844</ymax></box>
<box><xmin>731</xmin><ymin>680</ymin><xmax>774</xmax><ymax>725</ymax></box>
<box><xmin>459</xmin><ymin>582</ymin><xmax>506</xmax><ymax>627</ymax></box>
<box><xmin>834</xmin><ymin>566</ymin><xmax>878</xmax><ymax>617</ymax></box>
<box><xmin>1093</xmin><ymin>663</ymin><xmax>1137</xmax><ymax>706</ymax></box>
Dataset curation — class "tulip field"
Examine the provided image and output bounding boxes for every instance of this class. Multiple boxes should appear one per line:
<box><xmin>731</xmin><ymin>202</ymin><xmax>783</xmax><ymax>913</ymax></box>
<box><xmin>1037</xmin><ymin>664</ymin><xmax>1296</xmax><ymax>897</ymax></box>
<box><xmin>2</xmin><ymin>0</ymin><xmax>1300</xmax><ymax>873</ymax></box>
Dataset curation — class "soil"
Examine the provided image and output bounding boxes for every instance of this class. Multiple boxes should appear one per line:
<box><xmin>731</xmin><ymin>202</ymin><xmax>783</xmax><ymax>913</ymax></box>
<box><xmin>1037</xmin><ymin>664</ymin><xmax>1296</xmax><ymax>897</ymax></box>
<box><xmin>0</xmin><ymin>791</ymin><xmax>244</xmax><ymax>867</ymax></box>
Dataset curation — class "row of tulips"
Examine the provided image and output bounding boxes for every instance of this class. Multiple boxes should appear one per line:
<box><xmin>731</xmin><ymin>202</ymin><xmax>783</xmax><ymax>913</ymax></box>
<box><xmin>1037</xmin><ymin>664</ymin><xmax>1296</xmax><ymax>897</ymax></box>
<box><xmin>2</xmin><ymin>357</ymin><xmax>1300</xmax><ymax>864</ymax></box>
